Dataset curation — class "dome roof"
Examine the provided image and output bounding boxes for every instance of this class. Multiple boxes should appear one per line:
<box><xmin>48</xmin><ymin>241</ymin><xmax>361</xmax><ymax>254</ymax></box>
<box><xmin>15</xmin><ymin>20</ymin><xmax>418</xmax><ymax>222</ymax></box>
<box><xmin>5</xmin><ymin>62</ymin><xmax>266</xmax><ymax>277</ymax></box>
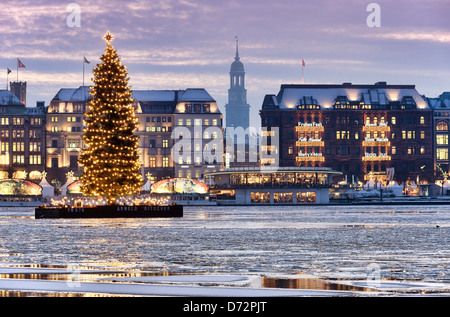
<box><xmin>231</xmin><ymin>59</ymin><xmax>244</xmax><ymax>72</ymax></box>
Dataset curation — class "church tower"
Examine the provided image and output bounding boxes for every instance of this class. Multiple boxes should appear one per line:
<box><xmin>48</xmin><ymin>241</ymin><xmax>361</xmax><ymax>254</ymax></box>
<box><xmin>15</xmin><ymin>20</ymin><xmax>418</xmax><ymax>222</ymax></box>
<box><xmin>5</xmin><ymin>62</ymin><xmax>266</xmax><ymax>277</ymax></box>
<box><xmin>225</xmin><ymin>38</ymin><xmax>250</xmax><ymax>131</ymax></box>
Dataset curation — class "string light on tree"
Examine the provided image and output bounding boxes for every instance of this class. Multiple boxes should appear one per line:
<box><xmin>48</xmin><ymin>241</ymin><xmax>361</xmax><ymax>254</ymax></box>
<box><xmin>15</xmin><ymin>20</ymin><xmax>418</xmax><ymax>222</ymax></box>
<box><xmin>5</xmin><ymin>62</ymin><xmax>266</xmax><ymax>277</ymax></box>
<box><xmin>78</xmin><ymin>31</ymin><xmax>143</xmax><ymax>205</ymax></box>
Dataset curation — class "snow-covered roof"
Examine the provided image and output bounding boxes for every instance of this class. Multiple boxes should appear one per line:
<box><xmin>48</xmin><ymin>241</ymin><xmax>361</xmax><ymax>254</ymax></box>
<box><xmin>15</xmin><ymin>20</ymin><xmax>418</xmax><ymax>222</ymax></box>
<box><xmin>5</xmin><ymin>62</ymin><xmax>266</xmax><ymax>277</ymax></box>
<box><xmin>427</xmin><ymin>92</ymin><xmax>450</xmax><ymax>110</ymax></box>
<box><xmin>179</xmin><ymin>89</ymin><xmax>215</xmax><ymax>102</ymax></box>
<box><xmin>265</xmin><ymin>83</ymin><xmax>429</xmax><ymax>110</ymax></box>
<box><xmin>132</xmin><ymin>90</ymin><xmax>176</xmax><ymax>102</ymax></box>
<box><xmin>0</xmin><ymin>90</ymin><xmax>25</xmax><ymax>106</ymax></box>
<box><xmin>53</xmin><ymin>86</ymin><xmax>92</xmax><ymax>101</ymax></box>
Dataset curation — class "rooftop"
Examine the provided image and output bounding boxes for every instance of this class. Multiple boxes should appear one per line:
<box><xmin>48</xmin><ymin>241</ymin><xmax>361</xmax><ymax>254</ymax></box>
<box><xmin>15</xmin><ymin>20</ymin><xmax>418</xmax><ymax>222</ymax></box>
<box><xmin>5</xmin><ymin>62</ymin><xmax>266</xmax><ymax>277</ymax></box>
<box><xmin>262</xmin><ymin>82</ymin><xmax>429</xmax><ymax>111</ymax></box>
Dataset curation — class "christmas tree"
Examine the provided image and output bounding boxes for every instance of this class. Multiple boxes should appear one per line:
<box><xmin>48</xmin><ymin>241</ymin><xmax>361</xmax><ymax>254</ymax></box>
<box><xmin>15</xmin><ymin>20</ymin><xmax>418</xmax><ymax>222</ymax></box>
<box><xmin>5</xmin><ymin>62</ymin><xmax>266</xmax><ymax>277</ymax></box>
<box><xmin>79</xmin><ymin>32</ymin><xmax>143</xmax><ymax>204</ymax></box>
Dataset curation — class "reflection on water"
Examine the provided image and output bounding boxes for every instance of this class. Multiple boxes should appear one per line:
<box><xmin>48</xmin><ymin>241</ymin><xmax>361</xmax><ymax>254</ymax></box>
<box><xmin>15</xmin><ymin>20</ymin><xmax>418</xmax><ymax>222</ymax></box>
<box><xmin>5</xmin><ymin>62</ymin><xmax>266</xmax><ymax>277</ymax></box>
<box><xmin>262</xmin><ymin>277</ymin><xmax>375</xmax><ymax>292</ymax></box>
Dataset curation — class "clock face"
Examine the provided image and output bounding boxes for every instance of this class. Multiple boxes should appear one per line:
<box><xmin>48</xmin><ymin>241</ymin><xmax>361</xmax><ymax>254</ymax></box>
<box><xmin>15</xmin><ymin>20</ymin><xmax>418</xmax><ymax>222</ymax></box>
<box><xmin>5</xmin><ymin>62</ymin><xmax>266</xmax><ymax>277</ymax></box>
<box><xmin>230</xmin><ymin>93</ymin><xmax>237</xmax><ymax>101</ymax></box>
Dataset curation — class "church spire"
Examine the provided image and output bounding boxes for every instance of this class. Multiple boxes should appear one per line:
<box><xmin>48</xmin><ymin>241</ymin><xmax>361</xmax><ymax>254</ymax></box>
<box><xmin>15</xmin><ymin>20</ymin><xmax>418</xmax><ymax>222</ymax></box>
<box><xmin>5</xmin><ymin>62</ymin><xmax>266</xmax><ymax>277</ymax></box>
<box><xmin>235</xmin><ymin>36</ymin><xmax>240</xmax><ymax>61</ymax></box>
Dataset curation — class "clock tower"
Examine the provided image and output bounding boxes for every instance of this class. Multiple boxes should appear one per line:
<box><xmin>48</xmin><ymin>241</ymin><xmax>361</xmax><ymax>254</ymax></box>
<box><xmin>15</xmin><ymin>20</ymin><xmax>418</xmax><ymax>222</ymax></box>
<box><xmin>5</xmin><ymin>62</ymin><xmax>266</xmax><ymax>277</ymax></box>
<box><xmin>225</xmin><ymin>38</ymin><xmax>250</xmax><ymax>131</ymax></box>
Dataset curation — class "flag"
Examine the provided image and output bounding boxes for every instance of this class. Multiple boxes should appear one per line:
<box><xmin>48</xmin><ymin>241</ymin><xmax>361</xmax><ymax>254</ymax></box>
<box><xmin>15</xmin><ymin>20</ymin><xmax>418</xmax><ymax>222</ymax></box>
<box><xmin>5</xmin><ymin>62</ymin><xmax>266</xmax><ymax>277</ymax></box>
<box><xmin>302</xmin><ymin>59</ymin><xmax>306</xmax><ymax>67</ymax></box>
<box><xmin>7</xmin><ymin>68</ymin><xmax>11</xmax><ymax>74</ymax></box>
<box><xmin>17</xmin><ymin>58</ymin><xmax>25</xmax><ymax>68</ymax></box>
<box><xmin>83</xmin><ymin>56</ymin><xmax>90</xmax><ymax>64</ymax></box>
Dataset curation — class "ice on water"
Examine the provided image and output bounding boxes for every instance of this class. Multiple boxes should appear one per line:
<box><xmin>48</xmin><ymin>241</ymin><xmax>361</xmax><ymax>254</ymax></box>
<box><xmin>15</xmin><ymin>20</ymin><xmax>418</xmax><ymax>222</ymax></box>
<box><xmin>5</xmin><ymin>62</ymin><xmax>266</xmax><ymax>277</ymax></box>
<box><xmin>0</xmin><ymin>205</ymin><xmax>449</xmax><ymax>296</ymax></box>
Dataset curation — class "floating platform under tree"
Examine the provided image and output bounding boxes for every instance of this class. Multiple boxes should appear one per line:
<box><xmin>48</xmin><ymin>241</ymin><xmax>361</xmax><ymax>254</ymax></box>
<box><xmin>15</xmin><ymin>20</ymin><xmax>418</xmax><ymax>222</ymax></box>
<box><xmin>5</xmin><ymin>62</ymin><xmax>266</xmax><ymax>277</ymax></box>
<box><xmin>35</xmin><ymin>204</ymin><xmax>183</xmax><ymax>219</ymax></box>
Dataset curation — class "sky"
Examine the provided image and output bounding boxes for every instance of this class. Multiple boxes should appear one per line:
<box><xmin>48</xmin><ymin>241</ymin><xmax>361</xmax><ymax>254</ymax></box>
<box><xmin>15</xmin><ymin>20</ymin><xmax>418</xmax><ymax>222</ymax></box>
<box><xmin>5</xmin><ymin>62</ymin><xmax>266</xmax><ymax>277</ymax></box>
<box><xmin>1</xmin><ymin>0</ymin><xmax>449</xmax><ymax>127</ymax></box>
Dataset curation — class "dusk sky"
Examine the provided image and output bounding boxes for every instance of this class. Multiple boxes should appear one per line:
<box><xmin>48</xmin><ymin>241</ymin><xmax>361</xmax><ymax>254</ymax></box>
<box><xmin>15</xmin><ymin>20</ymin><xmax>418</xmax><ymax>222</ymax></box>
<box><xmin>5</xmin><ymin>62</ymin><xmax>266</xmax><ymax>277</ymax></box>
<box><xmin>1</xmin><ymin>0</ymin><xmax>449</xmax><ymax>127</ymax></box>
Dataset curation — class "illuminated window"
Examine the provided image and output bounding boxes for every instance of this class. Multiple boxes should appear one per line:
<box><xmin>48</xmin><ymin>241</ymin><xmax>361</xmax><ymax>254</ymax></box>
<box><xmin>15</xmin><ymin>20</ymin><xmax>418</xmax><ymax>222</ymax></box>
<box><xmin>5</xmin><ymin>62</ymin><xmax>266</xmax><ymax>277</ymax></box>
<box><xmin>186</xmin><ymin>119</ymin><xmax>191</xmax><ymax>126</ymax></box>
<box><xmin>1</xmin><ymin>118</ymin><xmax>9</xmax><ymax>125</ymax></box>
<box><xmin>391</xmin><ymin>117</ymin><xmax>396</xmax><ymax>125</ymax></box>
<box><xmin>162</xmin><ymin>140</ymin><xmax>169</xmax><ymax>148</ymax></box>
<box><xmin>437</xmin><ymin>135</ymin><xmax>448</xmax><ymax>145</ymax></box>
<box><xmin>194</xmin><ymin>119</ymin><xmax>201</xmax><ymax>126</ymax></box>
<box><xmin>437</xmin><ymin>148</ymin><xmax>448</xmax><ymax>160</ymax></box>
<box><xmin>163</xmin><ymin>157</ymin><xmax>169</xmax><ymax>168</ymax></box>
<box><xmin>420</xmin><ymin>146</ymin><xmax>425</xmax><ymax>154</ymax></box>
<box><xmin>178</xmin><ymin>119</ymin><xmax>183</xmax><ymax>126</ymax></box>
<box><xmin>437</xmin><ymin>121</ymin><xmax>448</xmax><ymax>131</ymax></box>
<box><xmin>392</xmin><ymin>146</ymin><xmax>397</xmax><ymax>155</ymax></box>
<box><xmin>178</xmin><ymin>170</ymin><xmax>183</xmax><ymax>178</ymax></box>
<box><xmin>51</xmin><ymin>117</ymin><xmax>58</xmax><ymax>123</ymax></box>
<box><xmin>380</xmin><ymin>117</ymin><xmax>385</xmax><ymax>124</ymax></box>
<box><xmin>29</xmin><ymin>155</ymin><xmax>42</xmax><ymax>165</ymax></box>
<box><xmin>420</xmin><ymin>116</ymin><xmax>425</xmax><ymax>125</ymax></box>
<box><xmin>420</xmin><ymin>131</ymin><xmax>425</xmax><ymax>139</ymax></box>
<box><xmin>212</xmin><ymin>119</ymin><xmax>218</xmax><ymax>126</ymax></box>
<box><xmin>149</xmin><ymin>158</ymin><xmax>156</xmax><ymax>168</ymax></box>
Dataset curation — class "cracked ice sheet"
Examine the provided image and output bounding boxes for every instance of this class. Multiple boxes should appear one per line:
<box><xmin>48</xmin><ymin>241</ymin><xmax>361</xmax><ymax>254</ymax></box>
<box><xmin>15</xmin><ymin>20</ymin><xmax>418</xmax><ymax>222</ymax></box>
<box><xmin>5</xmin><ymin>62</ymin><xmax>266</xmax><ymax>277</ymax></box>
<box><xmin>0</xmin><ymin>278</ymin><xmax>369</xmax><ymax>297</ymax></box>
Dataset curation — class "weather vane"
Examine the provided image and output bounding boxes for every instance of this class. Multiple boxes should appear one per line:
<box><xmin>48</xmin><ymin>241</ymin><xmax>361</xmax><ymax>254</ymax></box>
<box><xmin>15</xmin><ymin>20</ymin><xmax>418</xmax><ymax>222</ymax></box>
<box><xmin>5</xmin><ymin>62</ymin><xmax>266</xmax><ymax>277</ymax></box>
<box><xmin>103</xmin><ymin>31</ymin><xmax>114</xmax><ymax>45</ymax></box>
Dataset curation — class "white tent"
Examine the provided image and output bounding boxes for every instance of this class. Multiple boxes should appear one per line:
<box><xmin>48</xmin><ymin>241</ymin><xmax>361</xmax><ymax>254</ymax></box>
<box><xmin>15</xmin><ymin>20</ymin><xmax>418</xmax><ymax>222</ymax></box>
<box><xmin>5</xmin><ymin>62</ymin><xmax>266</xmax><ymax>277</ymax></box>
<box><xmin>387</xmin><ymin>181</ymin><xmax>403</xmax><ymax>197</ymax></box>
<box><xmin>364</xmin><ymin>179</ymin><xmax>375</xmax><ymax>190</ymax></box>
<box><xmin>141</xmin><ymin>179</ymin><xmax>151</xmax><ymax>192</ymax></box>
<box><xmin>61</xmin><ymin>176</ymin><xmax>74</xmax><ymax>196</ymax></box>
<box><xmin>39</xmin><ymin>177</ymin><xmax>55</xmax><ymax>198</ymax></box>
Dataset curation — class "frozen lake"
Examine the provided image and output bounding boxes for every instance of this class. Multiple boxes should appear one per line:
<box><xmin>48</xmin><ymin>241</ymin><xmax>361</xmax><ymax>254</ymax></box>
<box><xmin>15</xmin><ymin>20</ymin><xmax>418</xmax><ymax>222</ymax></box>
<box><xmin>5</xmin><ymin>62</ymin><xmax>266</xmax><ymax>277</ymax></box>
<box><xmin>0</xmin><ymin>204</ymin><xmax>449</xmax><ymax>296</ymax></box>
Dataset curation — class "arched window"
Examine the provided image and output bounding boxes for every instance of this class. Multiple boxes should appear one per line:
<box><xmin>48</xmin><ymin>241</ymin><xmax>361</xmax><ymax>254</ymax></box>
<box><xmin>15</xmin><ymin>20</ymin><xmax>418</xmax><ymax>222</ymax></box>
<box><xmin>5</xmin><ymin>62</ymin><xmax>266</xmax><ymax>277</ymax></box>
<box><xmin>380</xmin><ymin>117</ymin><xmax>385</xmax><ymax>124</ymax></box>
<box><xmin>437</xmin><ymin>121</ymin><xmax>449</xmax><ymax>131</ymax></box>
<box><xmin>420</xmin><ymin>116</ymin><xmax>425</xmax><ymax>125</ymax></box>
<box><xmin>391</xmin><ymin>116</ymin><xmax>396</xmax><ymax>125</ymax></box>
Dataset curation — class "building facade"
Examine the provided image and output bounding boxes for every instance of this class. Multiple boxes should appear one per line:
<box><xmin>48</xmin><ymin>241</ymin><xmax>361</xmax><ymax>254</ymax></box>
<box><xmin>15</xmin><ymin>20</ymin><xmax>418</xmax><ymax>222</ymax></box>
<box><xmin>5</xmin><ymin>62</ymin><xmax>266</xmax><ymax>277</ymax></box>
<box><xmin>0</xmin><ymin>84</ymin><xmax>46</xmax><ymax>182</ymax></box>
<box><xmin>260</xmin><ymin>82</ymin><xmax>434</xmax><ymax>184</ymax></box>
<box><xmin>45</xmin><ymin>86</ymin><xmax>223</xmax><ymax>185</ymax></box>
<box><xmin>427</xmin><ymin>92</ymin><xmax>450</xmax><ymax>177</ymax></box>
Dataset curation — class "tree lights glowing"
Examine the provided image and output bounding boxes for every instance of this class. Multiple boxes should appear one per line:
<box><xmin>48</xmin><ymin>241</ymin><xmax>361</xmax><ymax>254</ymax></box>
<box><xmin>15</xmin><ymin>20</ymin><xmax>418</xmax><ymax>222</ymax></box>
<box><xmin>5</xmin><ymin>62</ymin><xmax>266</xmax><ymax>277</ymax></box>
<box><xmin>78</xmin><ymin>32</ymin><xmax>143</xmax><ymax>204</ymax></box>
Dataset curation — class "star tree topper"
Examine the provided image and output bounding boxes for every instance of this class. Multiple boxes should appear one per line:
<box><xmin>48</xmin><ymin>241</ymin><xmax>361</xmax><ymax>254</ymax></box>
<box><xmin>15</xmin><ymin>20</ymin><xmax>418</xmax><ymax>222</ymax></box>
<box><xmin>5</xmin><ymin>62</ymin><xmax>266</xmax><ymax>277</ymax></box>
<box><xmin>103</xmin><ymin>31</ymin><xmax>114</xmax><ymax>45</ymax></box>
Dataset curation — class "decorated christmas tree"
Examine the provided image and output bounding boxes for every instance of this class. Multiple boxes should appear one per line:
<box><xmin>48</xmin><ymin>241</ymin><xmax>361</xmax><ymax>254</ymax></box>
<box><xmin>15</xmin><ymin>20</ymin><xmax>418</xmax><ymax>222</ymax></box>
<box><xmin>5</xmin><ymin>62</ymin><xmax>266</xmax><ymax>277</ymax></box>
<box><xmin>79</xmin><ymin>32</ymin><xmax>143</xmax><ymax>204</ymax></box>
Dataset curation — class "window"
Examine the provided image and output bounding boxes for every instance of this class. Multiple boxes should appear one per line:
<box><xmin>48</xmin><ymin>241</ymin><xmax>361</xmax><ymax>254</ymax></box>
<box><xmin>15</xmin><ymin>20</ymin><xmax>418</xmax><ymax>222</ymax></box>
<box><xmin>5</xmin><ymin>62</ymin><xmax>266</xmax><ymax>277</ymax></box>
<box><xmin>51</xmin><ymin>157</ymin><xmax>58</xmax><ymax>168</ymax></box>
<box><xmin>1</xmin><ymin>142</ymin><xmax>9</xmax><ymax>152</ymax></box>
<box><xmin>354</xmin><ymin>132</ymin><xmax>359</xmax><ymax>140</ymax></box>
<box><xmin>420</xmin><ymin>146</ymin><xmax>425</xmax><ymax>154</ymax></box>
<box><xmin>162</xmin><ymin>140</ymin><xmax>169</xmax><ymax>148</ymax></box>
<box><xmin>437</xmin><ymin>135</ymin><xmax>448</xmax><ymax>145</ymax></box>
<box><xmin>69</xmin><ymin>156</ymin><xmax>78</xmax><ymax>169</ymax></box>
<box><xmin>391</xmin><ymin>117</ymin><xmax>396</xmax><ymax>125</ymax></box>
<box><xmin>31</xmin><ymin>118</ymin><xmax>41</xmax><ymax>125</ymax></box>
<box><xmin>51</xmin><ymin>126</ymin><xmax>59</xmax><ymax>132</ymax></box>
<box><xmin>420</xmin><ymin>131</ymin><xmax>425</xmax><ymax>139</ymax></box>
<box><xmin>178</xmin><ymin>170</ymin><xmax>183</xmax><ymax>178</ymax></box>
<box><xmin>29</xmin><ymin>142</ymin><xmax>41</xmax><ymax>152</ymax></box>
<box><xmin>212</xmin><ymin>119</ymin><xmax>218</xmax><ymax>126</ymax></box>
<box><xmin>12</xmin><ymin>155</ymin><xmax>25</xmax><ymax>165</ymax></box>
<box><xmin>437</xmin><ymin>121</ymin><xmax>448</xmax><ymax>131</ymax></box>
<box><xmin>51</xmin><ymin>117</ymin><xmax>58</xmax><ymax>123</ymax></box>
<box><xmin>437</xmin><ymin>148</ymin><xmax>448</xmax><ymax>161</ymax></box>
<box><xmin>420</xmin><ymin>116</ymin><xmax>425</xmax><ymax>125</ymax></box>
<box><xmin>1</xmin><ymin>118</ymin><xmax>9</xmax><ymax>125</ymax></box>
<box><xmin>178</xmin><ymin>119</ymin><xmax>183</xmax><ymax>126</ymax></box>
<box><xmin>12</xmin><ymin>142</ymin><xmax>24</xmax><ymax>152</ymax></box>
<box><xmin>13</xmin><ymin>118</ymin><xmax>24</xmax><ymax>125</ymax></box>
<box><xmin>194</xmin><ymin>119</ymin><xmax>201</xmax><ymax>126</ymax></box>
<box><xmin>149</xmin><ymin>157</ymin><xmax>156</xmax><ymax>168</ymax></box>
<box><xmin>288</xmin><ymin>146</ymin><xmax>293</xmax><ymax>155</ymax></box>
<box><xmin>392</xmin><ymin>146</ymin><xmax>397</xmax><ymax>155</ymax></box>
<box><xmin>162</xmin><ymin>157</ymin><xmax>169</xmax><ymax>168</ymax></box>
<box><xmin>68</xmin><ymin>140</ymin><xmax>80</xmax><ymax>148</ymax></box>
<box><xmin>186</xmin><ymin>119</ymin><xmax>191</xmax><ymax>126</ymax></box>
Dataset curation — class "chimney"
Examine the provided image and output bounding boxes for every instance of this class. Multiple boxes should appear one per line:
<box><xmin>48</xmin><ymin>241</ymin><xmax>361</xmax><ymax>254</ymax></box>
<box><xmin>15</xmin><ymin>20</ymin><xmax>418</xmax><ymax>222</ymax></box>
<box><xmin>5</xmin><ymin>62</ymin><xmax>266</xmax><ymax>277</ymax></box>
<box><xmin>10</xmin><ymin>81</ymin><xmax>27</xmax><ymax>105</ymax></box>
